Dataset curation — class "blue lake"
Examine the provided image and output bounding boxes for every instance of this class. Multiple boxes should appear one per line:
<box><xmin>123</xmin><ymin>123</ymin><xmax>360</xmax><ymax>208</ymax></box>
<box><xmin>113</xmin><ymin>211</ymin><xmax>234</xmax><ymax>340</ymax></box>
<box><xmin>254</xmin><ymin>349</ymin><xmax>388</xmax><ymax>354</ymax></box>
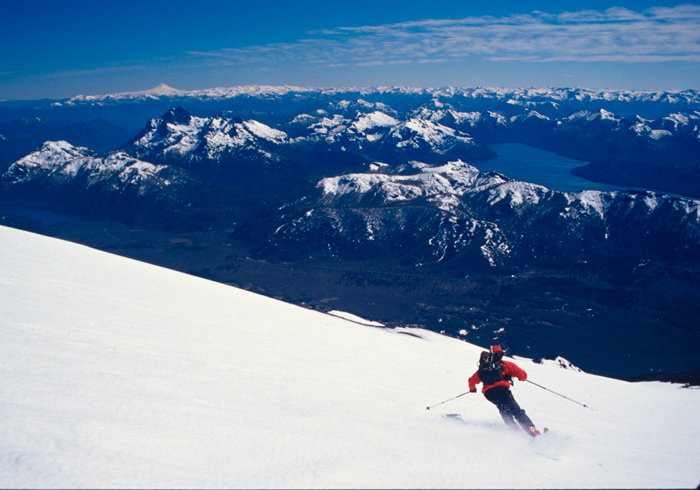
<box><xmin>0</xmin><ymin>203</ymin><xmax>81</xmax><ymax>225</ymax></box>
<box><xmin>474</xmin><ymin>143</ymin><xmax>642</xmax><ymax>193</ymax></box>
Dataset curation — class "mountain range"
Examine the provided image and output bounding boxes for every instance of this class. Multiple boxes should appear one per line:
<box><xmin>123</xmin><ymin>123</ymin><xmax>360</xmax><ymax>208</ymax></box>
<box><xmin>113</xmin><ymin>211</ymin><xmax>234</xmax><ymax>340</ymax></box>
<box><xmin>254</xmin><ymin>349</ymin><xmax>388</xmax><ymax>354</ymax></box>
<box><xmin>3</xmin><ymin>85</ymin><xmax>699</xmax><ymax>196</ymax></box>
<box><xmin>1</xmin><ymin>85</ymin><xmax>699</xmax><ymax>378</ymax></box>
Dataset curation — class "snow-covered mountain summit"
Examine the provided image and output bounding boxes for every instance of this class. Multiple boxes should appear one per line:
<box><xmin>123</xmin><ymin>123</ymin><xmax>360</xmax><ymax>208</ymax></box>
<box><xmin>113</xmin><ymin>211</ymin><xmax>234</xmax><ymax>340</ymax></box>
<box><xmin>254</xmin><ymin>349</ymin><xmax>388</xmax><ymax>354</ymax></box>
<box><xmin>288</xmin><ymin>109</ymin><xmax>495</xmax><ymax>162</ymax></box>
<box><xmin>103</xmin><ymin>83</ymin><xmax>185</xmax><ymax>98</ymax></box>
<box><xmin>2</xmin><ymin>140</ymin><xmax>173</xmax><ymax>190</ymax></box>
<box><xmin>1</xmin><ymin>224</ymin><xmax>698</xmax><ymax>488</ymax></box>
<box><xmin>125</xmin><ymin>106</ymin><xmax>288</xmax><ymax>161</ymax></box>
<box><xmin>0</xmin><ymin>140</ymin><xmax>225</xmax><ymax>229</ymax></box>
<box><xmin>120</xmin><ymin>107</ymin><xmax>299</xmax><ymax>184</ymax></box>
<box><xmin>316</xmin><ymin>160</ymin><xmax>490</xmax><ymax>211</ymax></box>
<box><xmin>241</xmin><ymin>159</ymin><xmax>700</xmax><ymax>268</ymax></box>
<box><xmin>380</xmin><ymin>117</ymin><xmax>493</xmax><ymax>162</ymax></box>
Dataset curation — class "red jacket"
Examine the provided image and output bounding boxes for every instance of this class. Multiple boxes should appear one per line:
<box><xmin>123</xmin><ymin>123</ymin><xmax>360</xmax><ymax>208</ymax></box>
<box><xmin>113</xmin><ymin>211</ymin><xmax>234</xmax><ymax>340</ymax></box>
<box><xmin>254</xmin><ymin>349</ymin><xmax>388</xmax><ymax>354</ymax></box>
<box><xmin>468</xmin><ymin>359</ymin><xmax>528</xmax><ymax>394</ymax></box>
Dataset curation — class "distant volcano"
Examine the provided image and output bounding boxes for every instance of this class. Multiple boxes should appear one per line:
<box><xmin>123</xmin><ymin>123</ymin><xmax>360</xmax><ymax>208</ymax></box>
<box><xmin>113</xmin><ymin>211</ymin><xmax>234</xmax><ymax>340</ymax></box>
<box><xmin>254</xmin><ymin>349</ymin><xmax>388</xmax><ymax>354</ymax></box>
<box><xmin>121</xmin><ymin>83</ymin><xmax>184</xmax><ymax>96</ymax></box>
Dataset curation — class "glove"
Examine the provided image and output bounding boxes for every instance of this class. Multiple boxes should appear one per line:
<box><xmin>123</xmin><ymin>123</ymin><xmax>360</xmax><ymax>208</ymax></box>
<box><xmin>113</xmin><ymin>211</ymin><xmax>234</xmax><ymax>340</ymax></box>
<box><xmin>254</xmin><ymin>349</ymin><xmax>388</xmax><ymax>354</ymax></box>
<box><xmin>503</xmin><ymin>374</ymin><xmax>512</xmax><ymax>381</ymax></box>
<box><xmin>469</xmin><ymin>388</ymin><xmax>477</xmax><ymax>393</ymax></box>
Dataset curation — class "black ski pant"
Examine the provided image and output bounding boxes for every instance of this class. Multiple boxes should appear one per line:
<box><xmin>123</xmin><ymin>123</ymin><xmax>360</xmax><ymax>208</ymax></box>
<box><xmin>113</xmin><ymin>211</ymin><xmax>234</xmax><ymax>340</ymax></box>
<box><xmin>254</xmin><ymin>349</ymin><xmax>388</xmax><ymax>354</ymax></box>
<box><xmin>484</xmin><ymin>386</ymin><xmax>537</xmax><ymax>436</ymax></box>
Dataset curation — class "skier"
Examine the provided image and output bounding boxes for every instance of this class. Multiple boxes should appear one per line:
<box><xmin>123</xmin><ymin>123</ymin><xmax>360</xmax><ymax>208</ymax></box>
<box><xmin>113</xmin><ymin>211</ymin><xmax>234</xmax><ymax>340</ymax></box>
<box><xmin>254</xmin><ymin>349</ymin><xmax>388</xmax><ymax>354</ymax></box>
<box><xmin>468</xmin><ymin>345</ymin><xmax>541</xmax><ymax>437</ymax></box>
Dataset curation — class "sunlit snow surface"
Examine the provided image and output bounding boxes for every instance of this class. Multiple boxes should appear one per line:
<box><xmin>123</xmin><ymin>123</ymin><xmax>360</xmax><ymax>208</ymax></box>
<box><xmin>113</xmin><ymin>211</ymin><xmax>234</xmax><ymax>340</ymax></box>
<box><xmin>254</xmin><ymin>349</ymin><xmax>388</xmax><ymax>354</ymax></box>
<box><xmin>0</xmin><ymin>225</ymin><xmax>698</xmax><ymax>489</ymax></box>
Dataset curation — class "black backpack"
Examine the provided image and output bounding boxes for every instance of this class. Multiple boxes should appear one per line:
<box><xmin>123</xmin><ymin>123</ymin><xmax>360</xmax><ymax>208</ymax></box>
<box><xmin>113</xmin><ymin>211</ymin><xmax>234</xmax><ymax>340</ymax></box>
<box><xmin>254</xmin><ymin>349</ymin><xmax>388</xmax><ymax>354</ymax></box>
<box><xmin>478</xmin><ymin>349</ymin><xmax>505</xmax><ymax>386</ymax></box>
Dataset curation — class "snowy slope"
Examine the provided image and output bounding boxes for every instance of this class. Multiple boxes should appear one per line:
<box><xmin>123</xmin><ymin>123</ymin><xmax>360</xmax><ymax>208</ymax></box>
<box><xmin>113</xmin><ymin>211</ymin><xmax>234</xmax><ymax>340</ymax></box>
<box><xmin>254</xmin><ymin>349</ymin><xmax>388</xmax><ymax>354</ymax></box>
<box><xmin>1</xmin><ymin>225</ymin><xmax>698</xmax><ymax>489</ymax></box>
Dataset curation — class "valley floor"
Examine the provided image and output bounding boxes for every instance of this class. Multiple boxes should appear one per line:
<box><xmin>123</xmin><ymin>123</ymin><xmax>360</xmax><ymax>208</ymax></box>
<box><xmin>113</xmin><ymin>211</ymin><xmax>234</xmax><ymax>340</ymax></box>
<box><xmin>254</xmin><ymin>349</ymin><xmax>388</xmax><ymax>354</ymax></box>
<box><xmin>33</xmin><ymin>217</ymin><xmax>700</xmax><ymax>379</ymax></box>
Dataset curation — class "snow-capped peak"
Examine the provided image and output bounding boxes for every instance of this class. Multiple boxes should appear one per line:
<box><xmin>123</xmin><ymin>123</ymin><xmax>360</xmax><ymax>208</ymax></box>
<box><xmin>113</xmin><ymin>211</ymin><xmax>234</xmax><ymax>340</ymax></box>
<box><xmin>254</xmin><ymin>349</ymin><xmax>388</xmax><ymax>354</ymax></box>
<box><xmin>1</xmin><ymin>140</ymin><xmax>176</xmax><ymax>193</ymax></box>
<box><xmin>388</xmin><ymin>118</ymin><xmax>475</xmax><ymax>154</ymax></box>
<box><xmin>3</xmin><ymin>141</ymin><xmax>94</xmax><ymax>183</ymax></box>
<box><xmin>125</xmin><ymin>109</ymin><xmax>289</xmax><ymax>163</ymax></box>
<box><xmin>317</xmin><ymin>159</ymin><xmax>494</xmax><ymax>211</ymax></box>
<box><xmin>350</xmin><ymin>111</ymin><xmax>400</xmax><ymax>133</ymax></box>
<box><xmin>141</xmin><ymin>83</ymin><xmax>184</xmax><ymax>96</ymax></box>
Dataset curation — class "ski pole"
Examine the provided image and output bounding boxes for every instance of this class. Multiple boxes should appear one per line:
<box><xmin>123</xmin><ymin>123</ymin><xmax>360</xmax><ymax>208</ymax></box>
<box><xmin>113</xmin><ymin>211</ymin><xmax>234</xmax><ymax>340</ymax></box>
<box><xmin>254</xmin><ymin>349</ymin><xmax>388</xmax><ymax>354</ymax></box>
<box><xmin>426</xmin><ymin>390</ymin><xmax>473</xmax><ymax>410</ymax></box>
<box><xmin>526</xmin><ymin>380</ymin><xmax>591</xmax><ymax>408</ymax></box>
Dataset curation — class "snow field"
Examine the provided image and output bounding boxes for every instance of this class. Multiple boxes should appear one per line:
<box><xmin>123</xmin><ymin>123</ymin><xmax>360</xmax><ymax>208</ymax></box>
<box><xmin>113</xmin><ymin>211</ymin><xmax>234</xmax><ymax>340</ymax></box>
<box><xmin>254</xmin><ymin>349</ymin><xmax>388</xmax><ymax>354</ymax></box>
<box><xmin>0</xmin><ymin>225</ymin><xmax>698</xmax><ymax>488</ymax></box>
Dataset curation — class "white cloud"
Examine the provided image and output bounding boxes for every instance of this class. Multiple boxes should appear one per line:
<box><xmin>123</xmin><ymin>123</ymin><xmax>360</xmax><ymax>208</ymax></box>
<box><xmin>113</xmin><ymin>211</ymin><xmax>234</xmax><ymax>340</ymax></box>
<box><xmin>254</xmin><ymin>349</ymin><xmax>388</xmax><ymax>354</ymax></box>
<box><xmin>189</xmin><ymin>6</ymin><xmax>700</xmax><ymax>66</ymax></box>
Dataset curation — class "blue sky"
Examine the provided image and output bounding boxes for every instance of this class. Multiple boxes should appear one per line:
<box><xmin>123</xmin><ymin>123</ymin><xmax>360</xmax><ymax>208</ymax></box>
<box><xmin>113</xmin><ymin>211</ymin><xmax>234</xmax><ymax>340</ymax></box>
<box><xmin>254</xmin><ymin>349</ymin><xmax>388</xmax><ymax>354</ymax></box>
<box><xmin>2</xmin><ymin>0</ymin><xmax>700</xmax><ymax>100</ymax></box>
